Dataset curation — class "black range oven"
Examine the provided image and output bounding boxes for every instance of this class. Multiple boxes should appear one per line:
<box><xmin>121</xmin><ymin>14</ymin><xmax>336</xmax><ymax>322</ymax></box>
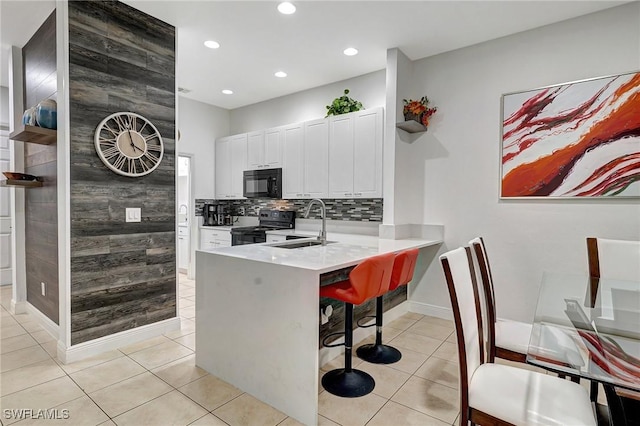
<box><xmin>230</xmin><ymin>209</ymin><xmax>295</xmax><ymax>246</ymax></box>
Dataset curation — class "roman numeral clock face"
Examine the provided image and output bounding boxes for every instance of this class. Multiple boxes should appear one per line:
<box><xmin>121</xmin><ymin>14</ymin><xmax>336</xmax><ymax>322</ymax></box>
<box><xmin>94</xmin><ymin>112</ymin><xmax>164</xmax><ymax>177</ymax></box>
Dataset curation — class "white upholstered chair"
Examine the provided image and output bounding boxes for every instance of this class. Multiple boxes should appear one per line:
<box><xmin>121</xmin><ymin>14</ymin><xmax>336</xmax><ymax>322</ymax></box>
<box><xmin>587</xmin><ymin>237</ymin><xmax>640</xmax><ymax>283</ymax></box>
<box><xmin>586</xmin><ymin>237</ymin><xmax>640</xmax><ymax>405</ymax></box>
<box><xmin>440</xmin><ymin>246</ymin><xmax>595</xmax><ymax>426</ymax></box>
<box><xmin>469</xmin><ymin>237</ymin><xmax>583</xmax><ymax>371</ymax></box>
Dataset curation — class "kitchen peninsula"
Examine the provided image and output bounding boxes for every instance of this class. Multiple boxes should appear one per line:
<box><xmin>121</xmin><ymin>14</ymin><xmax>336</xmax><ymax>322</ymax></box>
<box><xmin>195</xmin><ymin>229</ymin><xmax>442</xmax><ymax>425</ymax></box>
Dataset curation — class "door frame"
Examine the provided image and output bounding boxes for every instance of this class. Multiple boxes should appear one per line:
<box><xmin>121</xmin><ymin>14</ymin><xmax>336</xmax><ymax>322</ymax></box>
<box><xmin>177</xmin><ymin>152</ymin><xmax>195</xmax><ymax>280</ymax></box>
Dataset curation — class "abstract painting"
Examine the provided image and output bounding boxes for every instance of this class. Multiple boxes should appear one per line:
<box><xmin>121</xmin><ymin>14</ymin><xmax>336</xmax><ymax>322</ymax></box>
<box><xmin>501</xmin><ymin>72</ymin><xmax>640</xmax><ymax>198</ymax></box>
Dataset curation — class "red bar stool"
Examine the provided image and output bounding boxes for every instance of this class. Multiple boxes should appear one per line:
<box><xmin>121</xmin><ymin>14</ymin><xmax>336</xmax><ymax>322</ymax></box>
<box><xmin>320</xmin><ymin>252</ymin><xmax>395</xmax><ymax>397</ymax></box>
<box><xmin>356</xmin><ymin>248</ymin><xmax>419</xmax><ymax>364</ymax></box>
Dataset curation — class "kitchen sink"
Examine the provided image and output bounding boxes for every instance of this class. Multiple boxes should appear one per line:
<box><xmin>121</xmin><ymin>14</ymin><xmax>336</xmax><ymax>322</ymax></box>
<box><xmin>270</xmin><ymin>240</ymin><xmax>336</xmax><ymax>249</ymax></box>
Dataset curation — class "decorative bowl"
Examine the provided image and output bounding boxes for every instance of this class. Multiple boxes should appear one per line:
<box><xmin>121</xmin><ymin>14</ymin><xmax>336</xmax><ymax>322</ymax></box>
<box><xmin>2</xmin><ymin>172</ymin><xmax>43</xmax><ymax>182</ymax></box>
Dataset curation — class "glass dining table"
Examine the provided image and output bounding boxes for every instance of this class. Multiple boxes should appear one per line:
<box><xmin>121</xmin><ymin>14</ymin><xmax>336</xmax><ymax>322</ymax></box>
<box><xmin>527</xmin><ymin>272</ymin><xmax>640</xmax><ymax>425</ymax></box>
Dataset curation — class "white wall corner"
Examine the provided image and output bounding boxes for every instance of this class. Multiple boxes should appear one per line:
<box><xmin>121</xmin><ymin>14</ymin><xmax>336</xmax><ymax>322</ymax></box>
<box><xmin>56</xmin><ymin>0</ymin><xmax>72</xmax><ymax>349</ymax></box>
<box><xmin>410</xmin><ymin>224</ymin><xmax>444</xmax><ymax>241</ymax></box>
<box><xmin>58</xmin><ymin>317</ymin><xmax>181</xmax><ymax>364</ymax></box>
<box><xmin>378</xmin><ymin>223</ymin><xmax>444</xmax><ymax>241</ymax></box>
<box><xmin>9</xmin><ymin>46</ymin><xmax>26</xmax><ymax>308</ymax></box>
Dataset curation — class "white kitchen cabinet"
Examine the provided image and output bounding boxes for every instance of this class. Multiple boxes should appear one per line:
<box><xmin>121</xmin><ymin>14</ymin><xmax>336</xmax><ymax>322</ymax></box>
<box><xmin>282</xmin><ymin>123</ymin><xmax>304</xmax><ymax>198</ymax></box>
<box><xmin>329</xmin><ymin>107</ymin><xmax>383</xmax><ymax>198</ymax></box>
<box><xmin>215</xmin><ymin>134</ymin><xmax>247</xmax><ymax>199</ymax></box>
<box><xmin>247</xmin><ymin>128</ymin><xmax>283</xmax><ymax>170</ymax></box>
<box><xmin>178</xmin><ymin>226</ymin><xmax>189</xmax><ymax>271</ymax></box>
<box><xmin>200</xmin><ymin>228</ymin><xmax>231</xmax><ymax>250</ymax></box>
<box><xmin>303</xmin><ymin>119</ymin><xmax>329</xmax><ymax>198</ymax></box>
<box><xmin>282</xmin><ymin>120</ymin><xmax>328</xmax><ymax>199</ymax></box>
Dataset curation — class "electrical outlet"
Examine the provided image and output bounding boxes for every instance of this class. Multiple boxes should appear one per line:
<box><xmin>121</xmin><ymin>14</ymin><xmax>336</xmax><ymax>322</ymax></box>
<box><xmin>41</xmin><ymin>282</ymin><xmax>46</xmax><ymax>296</ymax></box>
<box><xmin>238</xmin><ymin>207</ymin><xmax>245</xmax><ymax>216</ymax></box>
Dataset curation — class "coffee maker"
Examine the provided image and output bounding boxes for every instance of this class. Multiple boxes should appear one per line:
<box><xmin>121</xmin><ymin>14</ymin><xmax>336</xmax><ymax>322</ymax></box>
<box><xmin>202</xmin><ymin>203</ymin><xmax>217</xmax><ymax>226</ymax></box>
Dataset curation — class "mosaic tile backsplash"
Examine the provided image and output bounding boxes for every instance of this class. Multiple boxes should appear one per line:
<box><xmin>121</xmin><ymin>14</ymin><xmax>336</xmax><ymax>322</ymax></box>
<box><xmin>195</xmin><ymin>198</ymin><xmax>383</xmax><ymax>222</ymax></box>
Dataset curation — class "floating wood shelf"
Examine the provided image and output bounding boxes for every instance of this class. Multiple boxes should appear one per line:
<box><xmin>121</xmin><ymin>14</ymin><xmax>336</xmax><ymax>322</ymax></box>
<box><xmin>396</xmin><ymin>120</ymin><xmax>428</xmax><ymax>134</ymax></box>
<box><xmin>9</xmin><ymin>125</ymin><xmax>57</xmax><ymax>145</ymax></box>
<box><xmin>2</xmin><ymin>179</ymin><xmax>43</xmax><ymax>188</ymax></box>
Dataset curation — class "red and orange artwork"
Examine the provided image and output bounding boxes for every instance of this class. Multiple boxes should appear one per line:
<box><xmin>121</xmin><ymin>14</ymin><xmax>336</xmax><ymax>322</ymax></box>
<box><xmin>501</xmin><ymin>72</ymin><xmax>640</xmax><ymax>197</ymax></box>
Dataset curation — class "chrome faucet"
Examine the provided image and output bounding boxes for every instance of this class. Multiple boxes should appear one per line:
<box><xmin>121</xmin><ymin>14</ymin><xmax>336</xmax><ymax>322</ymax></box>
<box><xmin>304</xmin><ymin>199</ymin><xmax>327</xmax><ymax>245</ymax></box>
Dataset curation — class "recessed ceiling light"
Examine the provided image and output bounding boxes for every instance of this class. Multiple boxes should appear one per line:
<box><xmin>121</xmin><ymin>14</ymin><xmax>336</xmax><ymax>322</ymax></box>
<box><xmin>343</xmin><ymin>47</ymin><xmax>358</xmax><ymax>56</ymax></box>
<box><xmin>277</xmin><ymin>2</ymin><xmax>296</xmax><ymax>14</ymax></box>
<box><xmin>222</xmin><ymin>89</ymin><xmax>233</xmax><ymax>95</ymax></box>
<box><xmin>204</xmin><ymin>40</ymin><xmax>220</xmax><ymax>49</ymax></box>
<box><xmin>274</xmin><ymin>71</ymin><xmax>287</xmax><ymax>78</ymax></box>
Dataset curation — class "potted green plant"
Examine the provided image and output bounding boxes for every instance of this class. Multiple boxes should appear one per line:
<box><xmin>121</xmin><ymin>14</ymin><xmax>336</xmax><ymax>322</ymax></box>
<box><xmin>326</xmin><ymin>89</ymin><xmax>363</xmax><ymax>117</ymax></box>
<box><xmin>403</xmin><ymin>96</ymin><xmax>437</xmax><ymax>127</ymax></box>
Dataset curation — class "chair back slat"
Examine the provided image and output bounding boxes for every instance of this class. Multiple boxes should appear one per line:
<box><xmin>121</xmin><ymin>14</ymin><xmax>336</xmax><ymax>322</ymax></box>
<box><xmin>469</xmin><ymin>237</ymin><xmax>498</xmax><ymax>362</ymax></box>
<box><xmin>440</xmin><ymin>247</ymin><xmax>485</xmax><ymax>407</ymax></box>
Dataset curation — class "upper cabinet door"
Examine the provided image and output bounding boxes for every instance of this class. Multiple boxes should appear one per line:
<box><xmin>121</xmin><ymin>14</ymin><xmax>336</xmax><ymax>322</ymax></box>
<box><xmin>229</xmin><ymin>133</ymin><xmax>248</xmax><ymax>198</ymax></box>
<box><xmin>215</xmin><ymin>137</ymin><xmax>231</xmax><ymax>199</ymax></box>
<box><xmin>263</xmin><ymin>127</ymin><xmax>283</xmax><ymax>168</ymax></box>
<box><xmin>282</xmin><ymin>123</ymin><xmax>304</xmax><ymax>199</ymax></box>
<box><xmin>353</xmin><ymin>108</ymin><xmax>383</xmax><ymax>198</ymax></box>
<box><xmin>328</xmin><ymin>114</ymin><xmax>355</xmax><ymax>198</ymax></box>
<box><xmin>247</xmin><ymin>131</ymin><xmax>265</xmax><ymax>170</ymax></box>
<box><xmin>303</xmin><ymin>119</ymin><xmax>329</xmax><ymax>199</ymax></box>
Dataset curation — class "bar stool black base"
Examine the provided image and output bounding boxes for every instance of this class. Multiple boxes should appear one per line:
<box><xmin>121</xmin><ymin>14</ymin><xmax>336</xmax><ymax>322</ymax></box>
<box><xmin>321</xmin><ymin>369</ymin><xmax>375</xmax><ymax>398</ymax></box>
<box><xmin>357</xmin><ymin>343</ymin><xmax>402</xmax><ymax>364</ymax></box>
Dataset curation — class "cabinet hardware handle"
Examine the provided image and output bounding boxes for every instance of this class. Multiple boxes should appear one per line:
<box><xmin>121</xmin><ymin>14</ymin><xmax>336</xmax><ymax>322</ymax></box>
<box><xmin>345</xmin><ymin>193</ymin><xmax>352</xmax><ymax>196</ymax></box>
<box><xmin>354</xmin><ymin>192</ymin><xmax>362</xmax><ymax>196</ymax></box>
<box><xmin>296</xmin><ymin>193</ymin><xmax>303</xmax><ymax>196</ymax></box>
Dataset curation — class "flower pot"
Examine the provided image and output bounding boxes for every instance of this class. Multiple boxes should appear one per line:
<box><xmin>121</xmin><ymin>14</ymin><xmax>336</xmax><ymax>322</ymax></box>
<box><xmin>403</xmin><ymin>112</ymin><xmax>422</xmax><ymax>123</ymax></box>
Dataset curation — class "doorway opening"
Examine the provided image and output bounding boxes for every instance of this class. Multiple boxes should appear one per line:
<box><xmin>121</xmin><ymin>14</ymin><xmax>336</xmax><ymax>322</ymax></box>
<box><xmin>177</xmin><ymin>155</ymin><xmax>192</xmax><ymax>277</ymax></box>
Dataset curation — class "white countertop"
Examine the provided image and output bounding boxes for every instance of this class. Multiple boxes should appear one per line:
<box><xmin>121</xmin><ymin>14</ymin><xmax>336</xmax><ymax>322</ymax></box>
<box><xmin>199</xmin><ymin>225</ymin><xmax>235</xmax><ymax>231</ymax></box>
<box><xmin>199</xmin><ymin>232</ymin><xmax>441</xmax><ymax>273</ymax></box>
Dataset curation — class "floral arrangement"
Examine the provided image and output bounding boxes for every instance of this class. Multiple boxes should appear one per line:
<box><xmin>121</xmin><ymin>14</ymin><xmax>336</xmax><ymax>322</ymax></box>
<box><xmin>326</xmin><ymin>89</ymin><xmax>364</xmax><ymax>117</ymax></box>
<box><xmin>403</xmin><ymin>96</ymin><xmax>437</xmax><ymax>127</ymax></box>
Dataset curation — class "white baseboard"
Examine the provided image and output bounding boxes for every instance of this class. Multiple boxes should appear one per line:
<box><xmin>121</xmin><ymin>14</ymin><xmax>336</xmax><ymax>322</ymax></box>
<box><xmin>25</xmin><ymin>302</ymin><xmax>59</xmax><ymax>339</ymax></box>
<box><xmin>11</xmin><ymin>299</ymin><xmax>26</xmax><ymax>315</ymax></box>
<box><xmin>408</xmin><ymin>301</ymin><xmax>453</xmax><ymax>321</ymax></box>
<box><xmin>318</xmin><ymin>302</ymin><xmax>409</xmax><ymax>368</ymax></box>
<box><xmin>58</xmin><ymin>317</ymin><xmax>181</xmax><ymax>364</ymax></box>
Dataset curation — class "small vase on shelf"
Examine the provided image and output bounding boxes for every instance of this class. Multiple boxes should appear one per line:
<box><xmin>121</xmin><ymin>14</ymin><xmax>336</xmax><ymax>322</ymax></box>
<box><xmin>35</xmin><ymin>99</ymin><xmax>57</xmax><ymax>130</ymax></box>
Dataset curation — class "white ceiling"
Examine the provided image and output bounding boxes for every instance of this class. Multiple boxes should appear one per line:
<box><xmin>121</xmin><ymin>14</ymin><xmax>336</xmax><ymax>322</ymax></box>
<box><xmin>1</xmin><ymin>1</ymin><xmax>628</xmax><ymax>110</ymax></box>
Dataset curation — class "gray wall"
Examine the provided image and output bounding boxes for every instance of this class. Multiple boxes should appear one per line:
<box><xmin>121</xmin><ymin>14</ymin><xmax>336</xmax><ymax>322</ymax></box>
<box><xmin>23</xmin><ymin>11</ymin><xmax>58</xmax><ymax>323</ymax></box>
<box><xmin>68</xmin><ymin>1</ymin><xmax>176</xmax><ymax>344</ymax></box>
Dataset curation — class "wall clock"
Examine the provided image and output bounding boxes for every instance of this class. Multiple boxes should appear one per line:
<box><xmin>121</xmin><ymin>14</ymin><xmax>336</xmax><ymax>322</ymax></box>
<box><xmin>94</xmin><ymin>112</ymin><xmax>164</xmax><ymax>177</ymax></box>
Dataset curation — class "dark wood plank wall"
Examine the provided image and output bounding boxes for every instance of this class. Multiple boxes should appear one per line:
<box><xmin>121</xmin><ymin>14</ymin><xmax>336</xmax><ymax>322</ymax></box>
<box><xmin>68</xmin><ymin>1</ymin><xmax>176</xmax><ymax>344</ymax></box>
<box><xmin>23</xmin><ymin>11</ymin><xmax>59</xmax><ymax>324</ymax></box>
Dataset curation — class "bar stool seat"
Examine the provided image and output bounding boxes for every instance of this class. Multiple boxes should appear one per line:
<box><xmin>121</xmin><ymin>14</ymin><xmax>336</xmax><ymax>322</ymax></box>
<box><xmin>356</xmin><ymin>249</ymin><xmax>419</xmax><ymax>364</ymax></box>
<box><xmin>319</xmin><ymin>252</ymin><xmax>395</xmax><ymax>397</ymax></box>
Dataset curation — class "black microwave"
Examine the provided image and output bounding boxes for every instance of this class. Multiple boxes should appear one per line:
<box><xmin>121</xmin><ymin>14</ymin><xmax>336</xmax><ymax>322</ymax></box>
<box><xmin>243</xmin><ymin>168</ymin><xmax>282</xmax><ymax>198</ymax></box>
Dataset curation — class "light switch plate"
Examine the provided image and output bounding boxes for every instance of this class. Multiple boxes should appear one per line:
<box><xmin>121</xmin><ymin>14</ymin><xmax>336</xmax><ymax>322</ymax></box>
<box><xmin>126</xmin><ymin>208</ymin><xmax>141</xmax><ymax>223</ymax></box>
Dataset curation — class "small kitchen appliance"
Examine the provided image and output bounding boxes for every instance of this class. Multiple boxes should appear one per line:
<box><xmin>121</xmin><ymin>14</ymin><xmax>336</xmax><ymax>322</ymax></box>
<box><xmin>243</xmin><ymin>168</ymin><xmax>282</xmax><ymax>199</ymax></box>
<box><xmin>230</xmin><ymin>209</ymin><xmax>295</xmax><ymax>246</ymax></box>
<box><xmin>202</xmin><ymin>203</ymin><xmax>217</xmax><ymax>226</ymax></box>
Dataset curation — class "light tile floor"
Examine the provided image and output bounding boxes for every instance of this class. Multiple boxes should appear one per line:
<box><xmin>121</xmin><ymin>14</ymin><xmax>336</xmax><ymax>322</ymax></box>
<box><xmin>2</xmin><ymin>275</ymin><xmax>585</xmax><ymax>426</ymax></box>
